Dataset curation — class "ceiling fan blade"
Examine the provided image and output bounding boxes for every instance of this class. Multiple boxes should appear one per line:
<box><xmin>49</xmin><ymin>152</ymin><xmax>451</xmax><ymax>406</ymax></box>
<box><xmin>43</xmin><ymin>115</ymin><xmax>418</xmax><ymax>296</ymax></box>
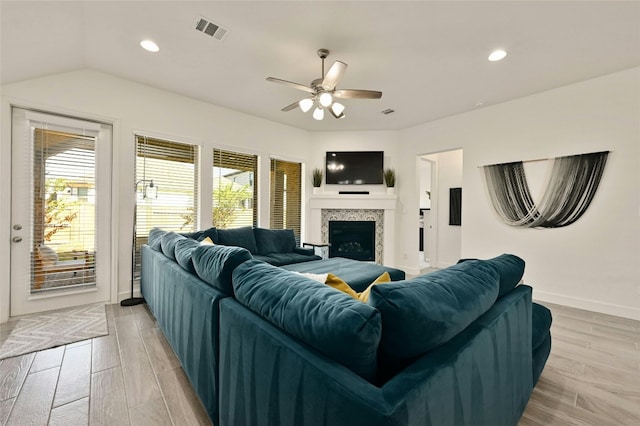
<box><xmin>333</xmin><ymin>89</ymin><xmax>382</xmax><ymax>99</ymax></box>
<box><xmin>322</xmin><ymin>61</ymin><xmax>347</xmax><ymax>90</ymax></box>
<box><xmin>281</xmin><ymin>101</ymin><xmax>301</xmax><ymax>112</ymax></box>
<box><xmin>266</xmin><ymin>77</ymin><xmax>314</xmax><ymax>94</ymax></box>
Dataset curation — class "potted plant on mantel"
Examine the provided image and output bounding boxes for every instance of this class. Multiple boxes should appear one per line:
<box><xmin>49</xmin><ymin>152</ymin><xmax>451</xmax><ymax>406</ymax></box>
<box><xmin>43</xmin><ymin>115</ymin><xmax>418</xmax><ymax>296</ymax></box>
<box><xmin>312</xmin><ymin>168</ymin><xmax>323</xmax><ymax>194</ymax></box>
<box><xmin>384</xmin><ymin>168</ymin><xmax>396</xmax><ymax>194</ymax></box>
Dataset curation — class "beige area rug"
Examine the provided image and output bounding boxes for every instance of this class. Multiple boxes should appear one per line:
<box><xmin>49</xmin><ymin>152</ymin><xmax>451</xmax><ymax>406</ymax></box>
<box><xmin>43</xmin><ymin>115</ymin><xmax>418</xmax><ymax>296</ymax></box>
<box><xmin>0</xmin><ymin>303</ymin><xmax>108</xmax><ymax>360</ymax></box>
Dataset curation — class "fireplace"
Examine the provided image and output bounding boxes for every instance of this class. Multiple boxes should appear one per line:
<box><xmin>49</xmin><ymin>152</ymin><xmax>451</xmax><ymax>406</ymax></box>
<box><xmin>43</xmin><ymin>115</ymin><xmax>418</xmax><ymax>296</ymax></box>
<box><xmin>329</xmin><ymin>221</ymin><xmax>376</xmax><ymax>262</ymax></box>
<box><xmin>310</xmin><ymin>195</ymin><xmax>396</xmax><ymax>266</ymax></box>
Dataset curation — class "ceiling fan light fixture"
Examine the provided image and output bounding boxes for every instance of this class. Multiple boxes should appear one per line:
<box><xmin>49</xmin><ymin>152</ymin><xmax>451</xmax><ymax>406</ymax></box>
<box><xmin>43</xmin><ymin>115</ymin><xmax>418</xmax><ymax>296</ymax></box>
<box><xmin>312</xmin><ymin>107</ymin><xmax>324</xmax><ymax>120</ymax></box>
<box><xmin>299</xmin><ymin>98</ymin><xmax>314</xmax><ymax>112</ymax></box>
<box><xmin>330</xmin><ymin>102</ymin><xmax>345</xmax><ymax>116</ymax></box>
<box><xmin>319</xmin><ymin>92</ymin><xmax>333</xmax><ymax>107</ymax></box>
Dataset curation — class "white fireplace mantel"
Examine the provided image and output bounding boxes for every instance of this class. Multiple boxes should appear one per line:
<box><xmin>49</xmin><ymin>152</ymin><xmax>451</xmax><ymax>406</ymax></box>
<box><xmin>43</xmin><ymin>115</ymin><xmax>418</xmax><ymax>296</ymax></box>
<box><xmin>308</xmin><ymin>193</ymin><xmax>398</xmax><ymax>266</ymax></box>
<box><xmin>309</xmin><ymin>193</ymin><xmax>397</xmax><ymax>211</ymax></box>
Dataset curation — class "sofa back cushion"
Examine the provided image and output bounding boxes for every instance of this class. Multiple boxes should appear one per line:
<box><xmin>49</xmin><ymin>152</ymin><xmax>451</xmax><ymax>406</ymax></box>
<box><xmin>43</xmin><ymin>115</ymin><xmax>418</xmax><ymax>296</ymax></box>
<box><xmin>181</xmin><ymin>226</ymin><xmax>218</xmax><ymax>243</ymax></box>
<box><xmin>459</xmin><ymin>254</ymin><xmax>525</xmax><ymax>298</ymax></box>
<box><xmin>160</xmin><ymin>232</ymin><xmax>186</xmax><ymax>260</ymax></box>
<box><xmin>174</xmin><ymin>238</ymin><xmax>201</xmax><ymax>274</ymax></box>
<box><xmin>148</xmin><ymin>227</ymin><xmax>166</xmax><ymax>251</ymax></box>
<box><xmin>216</xmin><ymin>226</ymin><xmax>258</xmax><ymax>254</ymax></box>
<box><xmin>369</xmin><ymin>259</ymin><xmax>500</xmax><ymax>365</ymax></box>
<box><xmin>253</xmin><ymin>228</ymin><xmax>296</xmax><ymax>255</ymax></box>
<box><xmin>232</xmin><ymin>260</ymin><xmax>382</xmax><ymax>383</ymax></box>
<box><xmin>192</xmin><ymin>244</ymin><xmax>253</xmax><ymax>294</ymax></box>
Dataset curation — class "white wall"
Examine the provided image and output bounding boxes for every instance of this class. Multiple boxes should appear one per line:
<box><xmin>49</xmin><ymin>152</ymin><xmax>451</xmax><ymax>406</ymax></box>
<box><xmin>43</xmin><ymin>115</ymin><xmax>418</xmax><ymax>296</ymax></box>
<box><xmin>400</xmin><ymin>67</ymin><xmax>640</xmax><ymax>320</ymax></box>
<box><xmin>418</xmin><ymin>158</ymin><xmax>432</xmax><ymax>209</ymax></box>
<box><xmin>0</xmin><ymin>69</ymin><xmax>310</xmax><ymax>321</ymax></box>
<box><xmin>2</xmin><ymin>67</ymin><xmax>639</xmax><ymax>321</ymax></box>
<box><xmin>306</xmin><ymin>131</ymin><xmax>401</xmax><ymax>265</ymax></box>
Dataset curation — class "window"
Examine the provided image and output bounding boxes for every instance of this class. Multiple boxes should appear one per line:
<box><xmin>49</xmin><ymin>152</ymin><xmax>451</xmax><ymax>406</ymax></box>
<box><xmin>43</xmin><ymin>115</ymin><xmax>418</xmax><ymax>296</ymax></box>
<box><xmin>213</xmin><ymin>149</ymin><xmax>258</xmax><ymax>229</ymax></box>
<box><xmin>134</xmin><ymin>135</ymin><xmax>198</xmax><ymax>278</ymax></box>
<box><xmin>33</xmin><ymin>128</ymin><xmax>97</xmax><ymax>291</ymax></box>
<box><xmin>270</xmin><ymin>158</ymin><xmax>301</xmax><ymax>242</ymax></box>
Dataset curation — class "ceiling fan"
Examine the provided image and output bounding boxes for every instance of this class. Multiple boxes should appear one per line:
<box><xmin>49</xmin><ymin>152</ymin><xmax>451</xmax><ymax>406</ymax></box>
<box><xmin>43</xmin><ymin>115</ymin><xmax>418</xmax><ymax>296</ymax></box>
<box><xmin>266</xmin><ymin>49</ymin><xmax>382</xmax><ymax>120</ymax></box>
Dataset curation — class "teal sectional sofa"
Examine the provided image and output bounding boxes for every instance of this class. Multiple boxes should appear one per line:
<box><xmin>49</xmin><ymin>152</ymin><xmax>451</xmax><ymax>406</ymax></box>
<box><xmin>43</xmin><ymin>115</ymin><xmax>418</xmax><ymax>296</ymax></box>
<box><xmin>141</xmin><ymin>227</ymin><xmax>551</xmax><ymax>426</ymax></box>
<box><xmin>182</xmin><ymin>225</ymin><xmax>323</xmax><ymax>266</ymax></box>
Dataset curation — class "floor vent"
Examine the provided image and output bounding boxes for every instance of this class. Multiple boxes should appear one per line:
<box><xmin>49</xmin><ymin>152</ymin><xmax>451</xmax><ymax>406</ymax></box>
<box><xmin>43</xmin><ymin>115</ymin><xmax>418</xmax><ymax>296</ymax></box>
<box><xmin>195</xmin><ymin>17</ymin><xmax>229</xmax><ymax>41</ymax></box>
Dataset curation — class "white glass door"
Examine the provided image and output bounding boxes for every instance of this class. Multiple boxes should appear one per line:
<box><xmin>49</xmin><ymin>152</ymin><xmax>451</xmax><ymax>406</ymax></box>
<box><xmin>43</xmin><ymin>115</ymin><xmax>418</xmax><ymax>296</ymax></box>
<box><xmin>10</xmin><ymin>108</ymin><xmax>112</xmax><ymax>316</ymax></box>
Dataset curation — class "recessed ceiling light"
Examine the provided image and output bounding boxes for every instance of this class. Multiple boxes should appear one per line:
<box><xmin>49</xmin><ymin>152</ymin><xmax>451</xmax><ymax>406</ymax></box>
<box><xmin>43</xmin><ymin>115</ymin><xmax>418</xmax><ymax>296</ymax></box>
<box><xmin>140</xmin><ymin>39</ymin><xmax>160</xmax><ymax>53</ymax></box>
<box><xmin>488</xmin><ymin>49</ymin><xmax>507</xmax><ymax>62</ymax></box>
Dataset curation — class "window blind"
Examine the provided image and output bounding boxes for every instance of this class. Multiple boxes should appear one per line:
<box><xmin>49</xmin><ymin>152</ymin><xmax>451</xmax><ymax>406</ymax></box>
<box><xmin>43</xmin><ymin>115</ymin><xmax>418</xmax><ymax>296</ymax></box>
<box><xmin>134</xmin><ymin>135</ymin><xmax>198</xmax><ymax>278</ymax></box>
<box><xmin>212</xmin><ymin>148</ymin><xmax>258</xmax><ymax>229</ymax></box>
<box><xmin>32</xmin><ymin>128</ymin><xmax>97</xmax><ymax>292</ymax></box>
<box><xmin>270</xmin><ymin>158</ymin><xmax>301</xmax><ymax>243</ymax></box>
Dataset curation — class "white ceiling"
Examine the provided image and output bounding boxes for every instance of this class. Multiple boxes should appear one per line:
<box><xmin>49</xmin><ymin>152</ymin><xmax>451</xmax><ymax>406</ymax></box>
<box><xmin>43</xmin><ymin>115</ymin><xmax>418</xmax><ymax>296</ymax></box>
<box><xmin>2</xmin><ymin>1</ymin><xmax>639</xmax><ymax>132</ymax></box>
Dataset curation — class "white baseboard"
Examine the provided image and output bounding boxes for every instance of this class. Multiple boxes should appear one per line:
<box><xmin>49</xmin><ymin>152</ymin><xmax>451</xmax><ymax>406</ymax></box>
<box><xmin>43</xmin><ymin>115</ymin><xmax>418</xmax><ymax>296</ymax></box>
<box><xmin>118</xmin><ymin>284</ymin><xmax>141</xmax><ymax>302</ymax></box>
<box><xmin>533</xmin><ymin>290</ymin><xmax>640</xmax><ymax>321</ymax></box>
<box><xmin>398</xmin><ymin>265</ymin><xmax>421</xmax><ymax>276</ymax></box>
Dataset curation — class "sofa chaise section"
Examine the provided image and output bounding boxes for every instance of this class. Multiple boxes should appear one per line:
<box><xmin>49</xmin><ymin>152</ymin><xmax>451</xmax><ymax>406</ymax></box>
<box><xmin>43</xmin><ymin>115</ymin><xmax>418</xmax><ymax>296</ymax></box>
<box><xmin>141</xmin><ymin>230</ymin><xmax>253</xmax><ymax>423</ymax></box>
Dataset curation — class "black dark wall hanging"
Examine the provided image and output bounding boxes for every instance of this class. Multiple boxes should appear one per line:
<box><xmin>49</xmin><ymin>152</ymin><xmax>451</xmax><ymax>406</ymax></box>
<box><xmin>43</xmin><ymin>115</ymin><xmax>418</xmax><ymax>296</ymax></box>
<box><xmin>482</xmin><ymin>151</ymin><xmax>608</xmax><ymax>228</ymax></box>
<box><xmin>449</xmin><ymin>187</ymin><xmax>462</xmax><ymax>226</ymax></box>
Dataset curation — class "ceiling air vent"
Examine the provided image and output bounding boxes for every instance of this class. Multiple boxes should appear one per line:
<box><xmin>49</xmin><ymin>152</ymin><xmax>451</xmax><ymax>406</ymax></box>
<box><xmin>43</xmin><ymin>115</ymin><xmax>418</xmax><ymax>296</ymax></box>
<box><xmin>195</xmin><ymin>16</ymin><xmax>229</xmax><ymax>41</ymax></box>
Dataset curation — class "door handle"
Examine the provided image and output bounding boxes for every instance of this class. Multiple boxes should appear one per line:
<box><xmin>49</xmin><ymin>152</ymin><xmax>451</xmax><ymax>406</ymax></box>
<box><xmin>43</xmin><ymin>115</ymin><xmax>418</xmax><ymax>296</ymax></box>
<box><xmin>12</xmin><ymin>236</ymin><xmax>22</xmax><ymax>243</ymax></box>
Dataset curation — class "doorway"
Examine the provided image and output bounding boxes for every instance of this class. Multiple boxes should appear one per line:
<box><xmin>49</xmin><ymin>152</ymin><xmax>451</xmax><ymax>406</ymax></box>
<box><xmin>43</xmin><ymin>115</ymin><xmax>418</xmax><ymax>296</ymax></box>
<box><xmin>418</xmin><ymin>149</ymin><xmax>463</xmax><ymax>270</ymax></box>
<box><xmin>9</xmin><ymin>108</ymin><xmax>112</xmax><ymax>316</ymax></box>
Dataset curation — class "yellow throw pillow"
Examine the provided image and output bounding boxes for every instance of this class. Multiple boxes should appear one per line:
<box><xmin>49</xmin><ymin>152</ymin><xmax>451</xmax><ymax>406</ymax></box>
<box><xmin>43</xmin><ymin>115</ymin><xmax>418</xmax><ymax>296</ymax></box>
<box><xmin>200</xmin><ymin>236</ymin><xmax>215</xmax><ymax>245</ymax></box>
<box><xmin>357</xmin><ymin>271</ymin><xmax>391</xmax><ymax>303</ymax></box>
<box><xmin>325</xmin><ymin>273</ymin><xmax>358</xmax><ymax>299</ymax></box>
<box><xmin>325</xmin><ymin>272</ymin><xmax>391</xmax><ymax>302</ymax></box>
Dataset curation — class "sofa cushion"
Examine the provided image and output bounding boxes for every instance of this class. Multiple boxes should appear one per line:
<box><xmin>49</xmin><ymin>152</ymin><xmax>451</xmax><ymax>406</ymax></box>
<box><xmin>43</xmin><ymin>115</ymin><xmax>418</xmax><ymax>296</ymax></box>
<box><xmin>532</xmin><ymin>302</ymin><xmax>553</xmax><ymax>350</ymax></box>
<box><xmin>148</xmin><ymin>227</ymin><xmax>166</xmax><ymax>251</ymax></box>
<box><xmin>174</xmin><ymin>238</ymin><xmax>201</xmax><ymax>274</ymax></box>
<box><xmin>160</xmin><ymin>232</ymin><xmax>186</xmax><ymax>260</ymax></box>
<box><xmin>181</xmin><ymin>226</ymin><xmax>218</xmax><ymax>243</ymax></box>
<box><xmin>282</xmin><ymin>257</ymin><xmax>405</xmax><ymax>293</ymax></box>
<box><xmin>253</xmin><ymin>252</ymin><xmax>321</xmax><ymax>266</ymax></box>
<box><xmin>253</xmin><ymin>228</ymin><xmax>296</xmax><ymax>255</ymax></box>
<box><xmin>216</xmin><ymin>226</ymin><xmax>258</xmax><ymax>254</ymax></box>
<box><xmin>459</xmin><ymin>254</ymin><xmax>525</xmax><ymax>298</ymax></box>
<box><xmin>192</xmin><ymin>244</ymin><xmax>253</xmax><ymax>294</ymax></box>
<box><xmin>369</xmin><ymin>259</ymin><xmax>500</xmax><ymax>362</ymax></box>
<box><xmin>232</xmin><ymin>259</ymin><xmax>382</xmax><ymax>383</ymax></box>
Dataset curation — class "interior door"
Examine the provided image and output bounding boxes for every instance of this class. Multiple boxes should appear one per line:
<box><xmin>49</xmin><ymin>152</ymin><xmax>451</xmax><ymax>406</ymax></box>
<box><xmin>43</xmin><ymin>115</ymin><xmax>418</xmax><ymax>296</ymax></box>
<box><xmin>10</xmin><ymin>108</ymin><xmax>112</xmax><ymax>316</ymax></box>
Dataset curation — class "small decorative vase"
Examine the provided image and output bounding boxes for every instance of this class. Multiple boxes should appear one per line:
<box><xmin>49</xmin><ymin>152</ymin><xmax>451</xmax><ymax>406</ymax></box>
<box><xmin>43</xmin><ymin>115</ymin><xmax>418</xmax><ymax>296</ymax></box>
<box><xmin>313</xmin><ymin>187</ymin><xmax>320</xmax><ymax>195</ymax></box>
<box><xmin>386</xmin><ymin>187</ymin><xmax>395</xmax><ymax>195</ymax></box>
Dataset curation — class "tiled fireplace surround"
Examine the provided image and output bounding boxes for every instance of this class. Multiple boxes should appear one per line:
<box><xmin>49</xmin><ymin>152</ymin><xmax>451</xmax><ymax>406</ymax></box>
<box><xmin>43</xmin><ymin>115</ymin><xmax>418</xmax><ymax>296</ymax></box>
<box><xmin>308</xmin><ymin>193</ymin><xmax>398</xmax><ymax>266</ymax></box>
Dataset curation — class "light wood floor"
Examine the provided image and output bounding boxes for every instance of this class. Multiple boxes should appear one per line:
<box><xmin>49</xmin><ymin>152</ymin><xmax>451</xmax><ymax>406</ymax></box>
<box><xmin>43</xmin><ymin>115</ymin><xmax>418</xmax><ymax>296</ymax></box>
<box><xmin>520</xmin><ymin>302</ymin><xmax>640</xmax><ymax>425</ymax></box>
<box><xmin>0</xmin><ymin>301</ymin><xmax>638</xmax><ymax>425</ymax></box>
<box><xmin>0</xmin><ymin>303</ymin><xmax>211</xmax><ymax>426</ymax></box>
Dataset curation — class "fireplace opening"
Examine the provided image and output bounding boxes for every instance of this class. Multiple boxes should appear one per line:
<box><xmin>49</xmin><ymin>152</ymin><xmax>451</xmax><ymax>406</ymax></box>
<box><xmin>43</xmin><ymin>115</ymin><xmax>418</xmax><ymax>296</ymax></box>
<box><xmin>328</xmin><ymin>220</ymin><xmax>375</xmax><ymax>262</ymax></box>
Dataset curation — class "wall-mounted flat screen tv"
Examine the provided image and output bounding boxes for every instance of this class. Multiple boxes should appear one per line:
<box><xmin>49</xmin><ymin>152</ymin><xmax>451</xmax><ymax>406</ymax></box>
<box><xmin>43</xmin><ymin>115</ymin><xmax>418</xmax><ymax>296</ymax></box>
<box><xmin>325</xmin><ymin>151</ymin><xmax>384</xmax><ymax>185</ymax></box>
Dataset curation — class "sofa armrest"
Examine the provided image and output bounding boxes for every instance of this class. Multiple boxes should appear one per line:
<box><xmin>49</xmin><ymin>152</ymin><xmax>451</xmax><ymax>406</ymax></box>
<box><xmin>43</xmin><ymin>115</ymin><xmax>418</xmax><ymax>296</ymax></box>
<box><xmin>293</xmin><ymin>246</ymin><xmax>315</xmax><ymax>256</ymax></box>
